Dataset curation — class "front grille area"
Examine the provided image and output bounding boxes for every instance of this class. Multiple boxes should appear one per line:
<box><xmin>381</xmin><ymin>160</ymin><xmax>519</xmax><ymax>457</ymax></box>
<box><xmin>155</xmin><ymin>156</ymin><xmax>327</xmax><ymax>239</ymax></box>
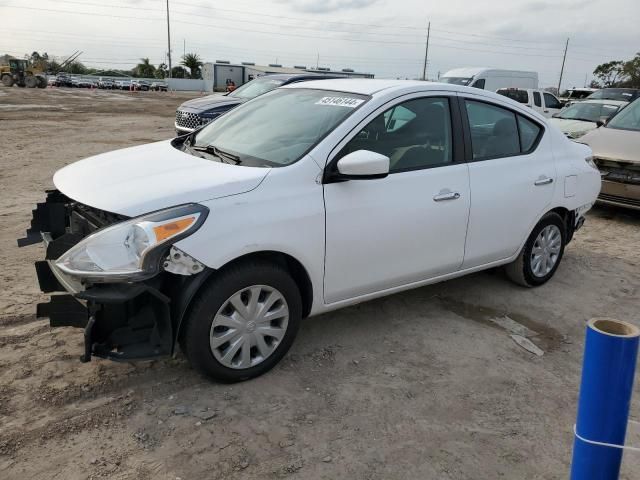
<box><xmin>594</xmin><ymin>158</ymin><xmax>640</xmax><ymax>185</ymax></box>
<box><xmin>68</xmin><ymin>201</ymin><xmax>127</xmax><ymax>237</ymax></box>
<box><xmin>175</xmin><ymin>110</ymin><xmax>210</xmax><ymax>131</ymax></box>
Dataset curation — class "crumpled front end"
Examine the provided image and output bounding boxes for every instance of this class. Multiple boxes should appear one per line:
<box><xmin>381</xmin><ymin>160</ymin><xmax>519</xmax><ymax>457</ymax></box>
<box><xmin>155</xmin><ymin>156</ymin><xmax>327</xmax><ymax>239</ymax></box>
<box><xmin>18</xmin><ymin>190</ymin><xmax>210</xmax><ymax>362</ymax></box>
<box><xmin>594</xmin><ymin>158</ymin><xmax>640</xmax><ymax>211</ymax></box>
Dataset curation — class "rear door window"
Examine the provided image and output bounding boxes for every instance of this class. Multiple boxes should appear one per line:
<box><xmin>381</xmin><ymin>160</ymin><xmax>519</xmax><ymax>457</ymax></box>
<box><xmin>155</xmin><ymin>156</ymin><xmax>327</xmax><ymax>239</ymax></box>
<box><xmin>533</xmin><ymin>91</ymin><xmax>542</xmax><ymax>107</ymax></box>
<box><xmin>465</xmin><ymin>100</ymin><xmax>542</xmax><ymax>160</ymax></box>
<box><xmin>497</xmin><ymin>89</ymin><xmax>528</xmax><ymax>104</ymax></box>
<box><xmin>518</xmin><ymin>116</ymin><xmax>541</xmax><ymax>152</ymax></box>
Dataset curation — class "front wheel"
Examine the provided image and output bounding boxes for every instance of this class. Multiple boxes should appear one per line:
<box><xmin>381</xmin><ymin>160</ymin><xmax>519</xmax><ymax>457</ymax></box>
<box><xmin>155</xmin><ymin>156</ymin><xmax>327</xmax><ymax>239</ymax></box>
<box><xmin>505</xmin><ymin>212</ymin><xmax>566</xmax><ymax>287</ymax></box>
<box><xmin>1</xmin><ymin>74</ymin><xmax>13</xmax><ymax>87</ymax></box>
<box><xmin>181</xmin><ymin>261</ymin><xmax>302</xmax><ymax>382</ymax></box>
<box><xmin>25</xmin><ymin>76</ymin><xmax>38</xmax><ymax>88</ymax></box>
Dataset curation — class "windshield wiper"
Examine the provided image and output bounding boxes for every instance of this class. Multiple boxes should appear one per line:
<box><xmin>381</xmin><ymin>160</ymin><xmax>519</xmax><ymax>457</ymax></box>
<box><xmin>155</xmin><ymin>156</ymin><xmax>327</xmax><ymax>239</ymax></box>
<box><xmin>191</xmin><ymin>144</ymin><xmax>241</xmax><ymax>164</ymax></box>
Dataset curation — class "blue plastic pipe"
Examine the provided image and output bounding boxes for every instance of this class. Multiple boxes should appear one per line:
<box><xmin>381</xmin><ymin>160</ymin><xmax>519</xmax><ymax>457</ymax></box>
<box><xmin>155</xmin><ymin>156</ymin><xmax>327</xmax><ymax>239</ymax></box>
<box><xmin>570</xmin><ymin>318</ymin><xmax>640</xmax><ymax>479</ymax></box>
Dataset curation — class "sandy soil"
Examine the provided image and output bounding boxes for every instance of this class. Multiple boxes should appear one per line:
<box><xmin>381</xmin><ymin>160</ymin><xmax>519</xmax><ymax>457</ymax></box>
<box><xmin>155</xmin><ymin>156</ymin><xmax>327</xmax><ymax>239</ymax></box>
<box><xmin>1</xmin><ymin>87</ymin><xmax>639</xmax><ymax>479</ymax></box>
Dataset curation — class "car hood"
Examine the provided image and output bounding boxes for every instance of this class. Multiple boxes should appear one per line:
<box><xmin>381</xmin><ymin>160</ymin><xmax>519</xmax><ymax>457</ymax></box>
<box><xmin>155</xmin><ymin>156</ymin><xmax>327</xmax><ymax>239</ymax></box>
<box><xmin>549</xmin><ymin>118</ymin><xmax>597</xmax><ymax>135</ymax></box>
<box><xmin>579</xmin><ymin>127</ymin><xmax>640</xmax><ymax>164</ymax></box>
<box><xmin>53</xmin><ymin>140</ymin><xmax>270</xmax><ymax>216</ymax></box>
<box><xmin>178</xmin><ymin>94</ymin><xmax>243</xmax><ymax>113</ymax></box>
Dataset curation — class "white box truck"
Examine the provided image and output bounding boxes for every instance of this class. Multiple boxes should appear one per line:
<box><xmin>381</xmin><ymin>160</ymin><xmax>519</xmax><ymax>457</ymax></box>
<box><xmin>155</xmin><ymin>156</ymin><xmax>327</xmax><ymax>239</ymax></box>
<box><xmin>439</xmin><ymin>67</ymin><xmax>538</xmax><ymax>91</ymax></box>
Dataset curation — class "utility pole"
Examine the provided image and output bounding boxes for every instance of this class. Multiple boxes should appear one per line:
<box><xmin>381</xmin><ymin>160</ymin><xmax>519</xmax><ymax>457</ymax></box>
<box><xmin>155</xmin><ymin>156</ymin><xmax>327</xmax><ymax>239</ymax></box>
<box><xmin>183</xmin><ymin>39</ymin><xmax>185</xmax><ymax>59</ymax></box>
<box><xmin>166</xmin><ymin>0</ymin><xmax>172</xmax><ymax>78</ymax></box>
<box><xmin>422</xmin><ymin>21</ymin><xmax>430</xmax><ymax>81</ymax></box>
<box><xmin>316</xmin><ymin>53</ymin><xmax>319</xmax><ymax>69</ymax></box>
<box><xmin>557</xmin><ymin>37</ymin><xmax>569</xmax><ymax>95</ymax></box>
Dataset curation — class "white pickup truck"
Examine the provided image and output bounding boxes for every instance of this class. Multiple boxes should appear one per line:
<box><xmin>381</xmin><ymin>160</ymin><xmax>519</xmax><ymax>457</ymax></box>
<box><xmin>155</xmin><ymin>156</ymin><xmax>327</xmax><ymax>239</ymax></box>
<box><xmin>497</xmin><ymin>88</ymin><xmax>563</xmax><ymax>118</ymax></box>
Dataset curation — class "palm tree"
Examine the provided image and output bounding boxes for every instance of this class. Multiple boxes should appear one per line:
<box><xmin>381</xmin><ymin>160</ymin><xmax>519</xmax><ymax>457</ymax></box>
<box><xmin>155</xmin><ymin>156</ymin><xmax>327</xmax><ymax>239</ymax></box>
<box><xmin>135</xmin><ymin>58</ymin><xmax>156</xmax><ymax>78</ymax></box>
<box><xmin>181</xmin><ymin>53</ymin><xmax>203</xmax><ymax>79</ymax></box>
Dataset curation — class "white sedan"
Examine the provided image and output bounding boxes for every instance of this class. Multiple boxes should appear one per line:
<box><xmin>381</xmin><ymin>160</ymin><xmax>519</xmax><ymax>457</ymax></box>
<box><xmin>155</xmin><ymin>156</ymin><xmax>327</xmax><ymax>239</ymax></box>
<box><xmin>20</xmin><ymin>79</ymin><xmax>601</xmax><ymax>382</ymax></box>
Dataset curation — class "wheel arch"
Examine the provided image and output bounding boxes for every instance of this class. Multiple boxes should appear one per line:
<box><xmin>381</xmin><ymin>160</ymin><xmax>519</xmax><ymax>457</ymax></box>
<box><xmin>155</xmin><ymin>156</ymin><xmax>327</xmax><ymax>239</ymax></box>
<box><xmin>172</xmin><ymin>250</ymin><xmax>314</xmax><ymax>355</ymax></box>
<box><xmin>547</xmin><ymin>206</ymin><xmax>575</xmax><ymax>243</ymax></box>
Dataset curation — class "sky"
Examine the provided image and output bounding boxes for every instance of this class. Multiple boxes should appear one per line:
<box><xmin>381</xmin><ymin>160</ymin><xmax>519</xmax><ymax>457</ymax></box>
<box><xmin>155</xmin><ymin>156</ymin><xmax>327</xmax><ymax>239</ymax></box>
<box><xmin>2</xmin><ymin>0</ymin><xmax>639</xmax><ymax>89</ymax></box>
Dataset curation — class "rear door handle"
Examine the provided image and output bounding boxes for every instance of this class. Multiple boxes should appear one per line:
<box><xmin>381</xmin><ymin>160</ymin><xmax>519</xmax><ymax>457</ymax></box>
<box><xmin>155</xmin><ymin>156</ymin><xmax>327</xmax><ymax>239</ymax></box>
<box><xmin>433</xmin><ymin>191</ymin><xmax>461</xmax><ymax>202</ymax></box>
<box><xmin>534</xmin><ymin>177</ymin><xmax>553</xmax><ymax>186</ymax></box>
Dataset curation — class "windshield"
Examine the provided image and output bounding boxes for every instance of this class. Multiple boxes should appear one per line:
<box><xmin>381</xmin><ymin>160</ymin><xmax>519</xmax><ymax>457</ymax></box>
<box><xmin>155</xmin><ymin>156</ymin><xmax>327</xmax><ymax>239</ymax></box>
<box><xmin>440</xmin><ymin>77</ymin><xmax>472</xmax><ymax>86</ymax></box>
<box><xmin>229</xmin><ymin>77</ymin><xmax>285</xmax><ymax>100</ymax></box>
<box><xmin>606</xmin><ymin>99</ymin><xmax>640</xmax><ymax>132</ymax></box>
<box><xmin>587</xmin><ymin>88</ymin><xmax>639</xmax><ymax>102</ymax></box>
<box><xmin>192</xmin><ymin>88</ymin><xmax>368</xmax><ymax>166</ymax></box>
<box><xmin>497</xmin><ymin>88</ymin><xmax>529</xmax><ymax>103</ymax></box>
<box><xmin>556</xmin><ymin>102</ymin><xmax>620</xmax><ymax>122</ymax></box>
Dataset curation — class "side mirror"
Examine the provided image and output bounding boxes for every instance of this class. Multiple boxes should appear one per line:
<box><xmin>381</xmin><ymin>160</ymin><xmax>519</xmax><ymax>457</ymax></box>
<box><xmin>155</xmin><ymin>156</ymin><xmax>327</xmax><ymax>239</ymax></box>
<box><xmin>552</xmin><ymin>113</ymin><xmax>560</xmax><ymax>118</ymax></box>
<box><xmin>596</xmin><ymin>118</ymin><xmax>607</xmax><ymax>128</ymax></box>
<box><xmin>333</xmin><ymin>150</ymin><xmax>390</xmax><ymax>180</ymax></box>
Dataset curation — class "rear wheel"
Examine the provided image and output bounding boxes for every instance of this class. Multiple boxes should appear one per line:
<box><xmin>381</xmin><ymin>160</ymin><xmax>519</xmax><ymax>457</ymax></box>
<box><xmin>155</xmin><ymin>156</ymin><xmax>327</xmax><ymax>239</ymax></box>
<box><xmin>505</xmin><ymin>212</ymin><xmax>566</xmax><ymax>287</ymax></box>
<box><xmin>181</xmin><ymin>261</ymin><xmax>302</xmax><ymax>382</ymax></box>
<box><xmin>1</xmin><ymin>75</ymin><xmax>14</xmax><ymax>87</ymax></box>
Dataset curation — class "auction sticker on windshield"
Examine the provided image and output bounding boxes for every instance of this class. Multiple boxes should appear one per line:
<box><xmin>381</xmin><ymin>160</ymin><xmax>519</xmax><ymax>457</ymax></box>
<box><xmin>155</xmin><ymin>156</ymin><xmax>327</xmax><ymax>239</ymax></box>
<box><xmin>316</xmin><ymin>96</ymin><xmax>365</xmax><ymax>108</ymax></box>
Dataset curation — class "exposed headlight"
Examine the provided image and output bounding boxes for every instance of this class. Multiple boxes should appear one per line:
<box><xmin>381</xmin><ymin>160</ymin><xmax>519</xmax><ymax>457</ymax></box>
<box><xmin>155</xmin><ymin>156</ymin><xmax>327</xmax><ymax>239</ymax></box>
<box><xmin>585</xmin><ymin>155</ymin><xmax>598</xmax><ymax>171</ymax></box>
<box><xmin>56</xmin><ymin>204</ymin><xmax>208</xmax><ymax>281</ymax></box>
<box><xmin>570</xmin><ymin>130</ymin><xmax>588</xmax><ymax>139</ymax></box>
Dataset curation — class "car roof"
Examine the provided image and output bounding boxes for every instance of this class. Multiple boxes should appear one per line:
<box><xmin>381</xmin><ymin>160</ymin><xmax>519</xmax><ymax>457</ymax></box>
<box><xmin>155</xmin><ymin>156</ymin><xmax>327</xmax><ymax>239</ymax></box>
<box><xmin>283</xmin><ymin>78</ymin><xmax>501</xmax><ymax>97</ymax></box>
<box><xmin>257</xmin><ymin>73</ymin><xmax>343</xmax><ymax>83</ymax></box>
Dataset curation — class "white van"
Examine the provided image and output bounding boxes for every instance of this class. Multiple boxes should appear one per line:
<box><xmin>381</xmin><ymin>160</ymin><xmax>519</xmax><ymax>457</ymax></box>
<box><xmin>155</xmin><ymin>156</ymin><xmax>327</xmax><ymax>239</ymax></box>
<box><xmin>440</xmin><ymin>68</ymin><xmax>538</xmax><ymax>91</ymax></box>
<box><xmin>496</xmin><ymin>88</ymin><xmax>563</xmax><ymax>118</ymax></box>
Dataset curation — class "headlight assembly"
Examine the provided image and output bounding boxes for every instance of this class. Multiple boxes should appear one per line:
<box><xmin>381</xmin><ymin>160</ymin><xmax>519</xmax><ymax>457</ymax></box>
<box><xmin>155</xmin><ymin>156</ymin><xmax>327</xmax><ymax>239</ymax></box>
<box><xmin>56</xmin><ymin>204</ymin><xmax>208</xmax><ymax>281</ymax></box>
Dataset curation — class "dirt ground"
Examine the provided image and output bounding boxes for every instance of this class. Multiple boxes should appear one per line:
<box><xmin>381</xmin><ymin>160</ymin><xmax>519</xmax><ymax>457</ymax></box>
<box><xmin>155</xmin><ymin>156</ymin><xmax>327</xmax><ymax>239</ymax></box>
<box><xmin>1</xmin><ymin>87</ymin><xmax>639</xmax><ymax>479</ymax></box>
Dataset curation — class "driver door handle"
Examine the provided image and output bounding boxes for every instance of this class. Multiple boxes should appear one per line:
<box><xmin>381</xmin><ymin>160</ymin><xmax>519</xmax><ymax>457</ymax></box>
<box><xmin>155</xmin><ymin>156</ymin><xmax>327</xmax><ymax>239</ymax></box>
<box><xmin>534</xmin><ymin>177</ymin><xmax>553</xmax><ymax>186</ymax></box>
<box><xmin>433</xmin><ymin>191</ymin><xmax>461</xmax><ymax>202</ymax></box>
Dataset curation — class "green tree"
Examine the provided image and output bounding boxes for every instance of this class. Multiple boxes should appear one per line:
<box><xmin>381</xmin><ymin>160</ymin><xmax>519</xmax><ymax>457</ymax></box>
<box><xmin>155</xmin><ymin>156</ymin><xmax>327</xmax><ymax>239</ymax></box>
<box><xmin>65</xmin><ymin>61</ymin><xmax>88</xmax><ymax>75</ymax></box>
<box><xmin>171</xmin><ymin>66</ymin><xmax>187</xmax><ymax>78</ymax></box>
<box><xmin>621</xmin><ymin>53</ymin><xmax>640</xmax><ymax>88</ymax></box>
<box><xmin>181</xmin><ymin>53</ymin><xmax>203</xmax><ymax>79</ymax></box>
<box><xmin>134</xmin><ymin>58</ymin><xmax>156</xmax><ymax>78</ymax></box>
<box><xmin>155</xmin><ymin>63</ymin><xmax>168</xmax><ymax>79</ymax></box>
<box><xmin>593</xmin><ymin>60</ymin><xmax>625</xmax><ymax>87</ymax></box>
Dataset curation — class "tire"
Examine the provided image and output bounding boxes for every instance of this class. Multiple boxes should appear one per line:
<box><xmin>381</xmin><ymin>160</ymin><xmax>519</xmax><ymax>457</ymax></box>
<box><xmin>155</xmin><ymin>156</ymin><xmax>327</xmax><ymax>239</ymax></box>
<box><xmin>37</xmin><ymin>77</ymin><xmax>47</xmax><ymax>88</ymax></box>
<box><xmin>1</xmin><ymin>75</ymin><xmax>13</xmax><ymax>87</ymax></box>
<box><xmin>181</xmin><ymin>260</ymin><xmax>302</xmax><ymax>382</ymax></box>
<box><xmin>505</xmin><ymin>212</ymin><xmax>566</xmax><ymax>287</ymax></box>
<box><xmin>25</xmin><ymin>76</ymin><xmax>38</xmax><ymax>88</ymax></box>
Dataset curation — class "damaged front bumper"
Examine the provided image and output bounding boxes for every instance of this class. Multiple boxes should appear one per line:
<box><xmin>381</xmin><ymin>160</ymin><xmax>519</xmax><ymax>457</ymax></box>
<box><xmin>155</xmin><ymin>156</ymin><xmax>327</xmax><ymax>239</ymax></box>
<box><xmin>18</xmin><ymin>191</ymin><xmax>210</xmax><ymax>363</ymax></box>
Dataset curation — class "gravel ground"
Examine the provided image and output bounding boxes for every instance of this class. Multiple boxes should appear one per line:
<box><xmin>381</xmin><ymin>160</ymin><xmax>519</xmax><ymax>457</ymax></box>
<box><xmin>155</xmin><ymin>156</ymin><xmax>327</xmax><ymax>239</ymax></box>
<box><xmin>1</xmin><ymin>87</ymin><xmax>639</xmax><ymax>479</ymax></box>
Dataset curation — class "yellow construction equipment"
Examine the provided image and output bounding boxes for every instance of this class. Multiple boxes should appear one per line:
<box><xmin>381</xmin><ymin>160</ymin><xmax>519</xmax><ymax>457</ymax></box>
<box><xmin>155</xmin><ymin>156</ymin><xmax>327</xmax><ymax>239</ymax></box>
<box><xmin>1</xmin><ymin>59</ymin><xmax>47</xmax><ymax>88</ymax></box>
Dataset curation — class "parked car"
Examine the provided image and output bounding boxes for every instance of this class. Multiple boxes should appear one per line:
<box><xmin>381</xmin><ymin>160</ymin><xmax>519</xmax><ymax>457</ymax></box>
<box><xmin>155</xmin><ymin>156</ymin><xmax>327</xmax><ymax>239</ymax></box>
<box><xmin>586</xmin><ymin>88</ymin><xmax>640</xmax><ymax>103</ymax></box>
<box><xmin>560</xmin><ymin>88</ymin><xmax>597</xmax><ymax>106</ymax></box>
<box><xmin>115</xmin><ymin>80</ymin><xmax>132</xmax><ymax>90</ymax></box>
<box><xmin>549</xmin><ymin>99</ymin><xmax>626</xmax><ymax>139</ymax></box>
<box><xmin>20</xmin><ymin>80</ymin><xmax>600</xmax><ymax>382</ymax></box>
<box><xmin>99</xmin><ymin>79</ymin><xmax>115</xmax><ymax>89</ymax></box>
<box><xmin>174</xmin><ymin>73</ymin><xmax>342</xmax><ymax>135</ymax></box>
<box><xmin>54</xmin><ymin>73</ymin><xmax>73</xmax><ymax>88</ymax></box>
<box><xmin>440</xmin><ymin>68</ymin><xmax>538</xmax><ymax>90</ymax></box>
<box><xmin>496</xmin><ymin>88</ymin><xmax>563</xmax><ymax>118</ymax></box>
<box><xmin>579</xmin><ymin>98</ymin><xmax>640</xmax><ymax>210</ymax></box>
<box><xmin>151</xmin><ymin>81</ymin><xmax>168</xmax><ymax>91</ymax></box>
<box><xmin>132</xmin><ymin>80</ymin><xmax>151</xmax><ymax>91</ymax></box>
